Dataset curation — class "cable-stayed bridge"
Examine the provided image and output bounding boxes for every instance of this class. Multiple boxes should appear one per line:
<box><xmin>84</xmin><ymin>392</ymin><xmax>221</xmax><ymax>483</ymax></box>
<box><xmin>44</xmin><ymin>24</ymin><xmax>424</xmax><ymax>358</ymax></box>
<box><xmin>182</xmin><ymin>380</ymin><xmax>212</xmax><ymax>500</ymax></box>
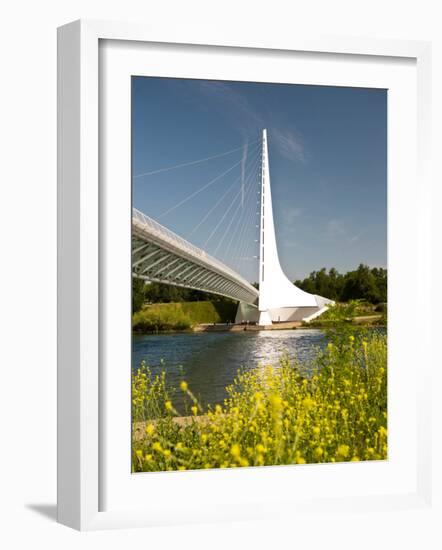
<box><xmin>132</xmin><ymin>130</ymin><xmax>332</xmax><ymax>324</ymax></box>
<box><xmin>132</xmin><ymin>208</ymin><xmax>259</xmax><ymax>306</ymax></box>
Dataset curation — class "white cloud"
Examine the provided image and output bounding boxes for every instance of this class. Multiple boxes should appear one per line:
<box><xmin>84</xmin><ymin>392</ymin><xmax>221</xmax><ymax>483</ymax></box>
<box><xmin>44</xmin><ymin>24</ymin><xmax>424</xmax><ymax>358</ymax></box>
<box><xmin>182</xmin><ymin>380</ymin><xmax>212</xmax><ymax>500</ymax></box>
<box><xmin>325</xmin><ymin>218</ymin><xmax>345</xmax><ymax>238</ymax></box>
<box><xmin>193</xmin><ymin>83</ymin><xmax>307</xmax><ymax>164</ymax></box>
<box><xmin>283</xmin><ymin>206</ymin><xmax>303</xmax><ymax>225</ymax></box>
<box><xmin>195</xmin><ymin>81</ymin><xmax>264</xmax><ymax>133</ymax></box>
<box><xmin>271</xmin><ymin>128</ymin><xmax>306</xmax><ymax>162</ymax></box>
<box><xmin>325</xmin><ymin>218</ymin><xmax>359</xmax><ymax>244</ymax></box>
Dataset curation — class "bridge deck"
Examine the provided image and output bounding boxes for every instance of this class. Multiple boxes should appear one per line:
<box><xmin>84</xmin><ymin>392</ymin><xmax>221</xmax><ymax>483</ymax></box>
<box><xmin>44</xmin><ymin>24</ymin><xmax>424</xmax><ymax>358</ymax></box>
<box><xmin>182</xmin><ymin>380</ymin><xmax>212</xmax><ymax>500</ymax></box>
<box><xmin>132</xmin><ymin>209</ymin><xmax>259</xmax><ymax>306</ymax></box>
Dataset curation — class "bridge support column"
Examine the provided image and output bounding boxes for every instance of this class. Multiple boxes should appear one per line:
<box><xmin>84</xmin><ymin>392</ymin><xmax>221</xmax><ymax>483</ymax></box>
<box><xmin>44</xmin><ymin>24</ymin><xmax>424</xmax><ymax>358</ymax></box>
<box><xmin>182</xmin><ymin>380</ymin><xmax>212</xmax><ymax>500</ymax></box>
<box><xmin>234</xmin><ymin>302</ymin><xmax>259</xmax><ymax>324</ymax></box>
<box><xmin>257</xmin><ymin>310</ymin><xmax>272</xmax><ymax>326</ymax></box>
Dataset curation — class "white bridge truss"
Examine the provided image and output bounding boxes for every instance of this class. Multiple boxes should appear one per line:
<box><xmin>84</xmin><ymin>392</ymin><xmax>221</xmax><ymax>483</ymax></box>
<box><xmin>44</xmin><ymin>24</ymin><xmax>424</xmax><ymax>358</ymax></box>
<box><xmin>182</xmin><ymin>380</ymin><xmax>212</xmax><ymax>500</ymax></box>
<box><xmin>132</xmin><ymin>208</ymin><xmax>259</xmax><ymax>306</ymax></box>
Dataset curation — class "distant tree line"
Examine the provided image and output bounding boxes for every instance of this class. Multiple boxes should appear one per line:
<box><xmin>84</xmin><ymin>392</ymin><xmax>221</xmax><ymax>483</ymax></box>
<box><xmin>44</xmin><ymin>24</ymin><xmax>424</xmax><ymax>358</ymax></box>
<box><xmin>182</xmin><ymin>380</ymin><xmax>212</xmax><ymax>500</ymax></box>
<box><xmin>133</xmin><ymin>264</ymin><xmax>387</xmax><ymax>314</ymax></box>
<box><xmin>294</xmin><ymin>264</ymin><xmax>387</xmax><ymax>304</ymax></box>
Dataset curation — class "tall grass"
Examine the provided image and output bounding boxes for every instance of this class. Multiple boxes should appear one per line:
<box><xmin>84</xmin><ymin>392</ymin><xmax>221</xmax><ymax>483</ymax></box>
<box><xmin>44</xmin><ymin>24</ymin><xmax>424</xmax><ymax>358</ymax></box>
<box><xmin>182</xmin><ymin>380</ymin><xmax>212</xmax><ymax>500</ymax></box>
<box><xmin>133</xmin><ymin>304</ymin><xmax>192</xmax><ymax>332</ymax></box>
<box><xmin>132</xmin><ymin>329</ymin><xmax>387</xmax><ymax>471</ymax></box>
<box><xmin>307</xmin><ymin>300</ymin><xmax>387</xmax><ymax>328</ymax></box>
<box><xmin>132</xmin><ymin>300</ymin><xmax>237</xmax><ymax>332</ymax></box>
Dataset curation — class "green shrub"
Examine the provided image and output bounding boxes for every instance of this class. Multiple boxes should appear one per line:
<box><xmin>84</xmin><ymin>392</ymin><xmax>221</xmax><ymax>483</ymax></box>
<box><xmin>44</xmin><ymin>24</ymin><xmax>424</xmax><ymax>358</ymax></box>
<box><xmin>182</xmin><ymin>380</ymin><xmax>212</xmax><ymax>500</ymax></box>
<box><xmin>132</xmin><ymin>300</ymin><xmax>237</xmax><ymax>332</ymax></box>
<box><xmin>132</xmin><ymin>303</ymin><xmax>192</xmax><ymax>332</ymax></box>
<box><xmin>180</xmin><ymin>301</ymin><xmax>220</xmax><ymax>324</ymax></box>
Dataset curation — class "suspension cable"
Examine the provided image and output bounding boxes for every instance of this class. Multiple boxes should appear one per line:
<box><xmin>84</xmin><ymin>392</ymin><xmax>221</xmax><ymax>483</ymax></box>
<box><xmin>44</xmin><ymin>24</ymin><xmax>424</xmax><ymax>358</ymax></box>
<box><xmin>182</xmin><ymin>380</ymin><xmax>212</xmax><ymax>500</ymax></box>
<box><xmin>133</xmin><ymin>139</ymin><xmax>258</xmax><ymax>179</ymax></box>
<box><xmin>203</xmin><ymin>150</ymin><xmax>260</xmax><ymax>250</ymax></box>
<box><xmin>157</xmin><ymin>143</ymin><xmax>260</xmax><ymax>219</ymax></box>
<box><xmin>223</xmin><ymin>155</ymin><xmax>261</xmax><ymax>260</ymax></box>
<box><xmin>187</xmin><ymin>145</ymin><xmax>261</xmax><ymax>238</ymax></box>
<box><xmin>229</xmin><ymin>168</ymin><xmax>261</xmax><ymax>274</ymax></box>
<box><xmin>214</xmin><ymin>154</ymin><xmax>261</xmax><ymax>257</ymax></box>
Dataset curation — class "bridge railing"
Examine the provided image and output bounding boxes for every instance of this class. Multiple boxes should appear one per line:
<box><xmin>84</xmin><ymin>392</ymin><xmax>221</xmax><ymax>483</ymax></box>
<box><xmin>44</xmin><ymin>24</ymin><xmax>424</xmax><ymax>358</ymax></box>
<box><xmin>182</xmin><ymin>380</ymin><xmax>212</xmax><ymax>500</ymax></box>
<box><xmin>133</xmin><ymin>208</ymin><xmax>203</xmax><ymax>258</ymax></box>
<box><xmin>132</xmin><ymin>208</ymin><xmax>258</xmax><ymax>293</ymax></box>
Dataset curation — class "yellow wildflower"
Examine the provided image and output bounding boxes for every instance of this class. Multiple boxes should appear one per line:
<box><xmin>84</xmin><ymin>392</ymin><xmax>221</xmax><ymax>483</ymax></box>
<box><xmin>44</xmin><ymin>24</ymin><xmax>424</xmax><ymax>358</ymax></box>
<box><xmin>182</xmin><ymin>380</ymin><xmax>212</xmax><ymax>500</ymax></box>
<box><xmin>314</xmin><ymin>447</ymin><xmax>324</xmax><ymax>459</ymax></box>
<box><xmin>302</xmin><ymin>397</ymin><xmax>315</xmax><ymax>410</ymax></box>
<box><xmin>230</xmin><ymin>444</ymin><xmax>241</xmax><ymax>458</ymax></box>
<box><xmin>378</xmin><ymin>426</ymin><xmax>388</xmax><ymax>438</ymax></box>
<box><xmin>145</xmin><ymin>423</ymin><xmax>155</xmax><ymax>436</ymax></box>
<box><xmin>337</xmin><ymin>444</ymin><xmax>350</xmax><ymax>459</ymax></box>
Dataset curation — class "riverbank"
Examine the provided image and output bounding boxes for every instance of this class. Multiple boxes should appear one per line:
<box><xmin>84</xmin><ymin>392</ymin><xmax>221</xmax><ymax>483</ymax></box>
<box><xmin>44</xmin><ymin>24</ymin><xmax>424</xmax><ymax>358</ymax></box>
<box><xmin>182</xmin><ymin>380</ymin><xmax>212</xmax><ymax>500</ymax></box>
<box><xmin>309</xmin><ymin>314</ymin><xmax>384</xmax><ymax>329</ymax></box>
<box><xmin>133</xmin><ymin>300</ymin><xmax>385</xmax><ymax>334</ymax></box>
<box><xmin>132</xmin><ymin>300</ymin><xmax>237</xmax><ymax>333</ymax></box>
<box><xmin>133</xmin><ymin>315</ymin><xmax>384</xmax><ymax>335</ymax></box>
<box><xmin>195</xmin><ymin>320</ymin><xmax>303</xmax><ymax>332</ymax></box>
<box><xmin>132</xmin><ymin>321</ymin><xmax>304</xmax><ymax>335</ymax></box>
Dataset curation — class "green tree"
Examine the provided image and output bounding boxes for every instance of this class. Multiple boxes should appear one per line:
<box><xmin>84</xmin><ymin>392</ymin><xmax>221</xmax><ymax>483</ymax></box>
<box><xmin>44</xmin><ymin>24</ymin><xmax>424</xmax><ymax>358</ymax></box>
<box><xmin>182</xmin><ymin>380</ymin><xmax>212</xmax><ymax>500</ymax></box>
<box><xmin>341</xmin><ymin>264</ymin><xmax>381</xmax><ymax>303</ymax></box>
<box><xmin>294</xmin><ymin>264</ymin><xmax>387</xmax><ymax>304</ymax></box>
<box><xmin>132</xmin><ymin>278</ymin><xmax>146</xmax><ymax>313</ymax></box>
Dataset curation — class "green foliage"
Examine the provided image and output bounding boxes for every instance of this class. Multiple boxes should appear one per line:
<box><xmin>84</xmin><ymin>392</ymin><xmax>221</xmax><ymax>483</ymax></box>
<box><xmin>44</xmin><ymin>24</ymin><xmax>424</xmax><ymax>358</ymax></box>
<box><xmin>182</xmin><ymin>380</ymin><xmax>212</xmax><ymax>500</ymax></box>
<box><xmin>307</xmin><ymin>300</ymin><xmax>386</xmax><ymax>333</ymax></box>
<box><xmin>132</xmin><ymin>278</ymin><xmax>238</xmax><ymax>331</ymax></box>
<box><xmin>308</xmin><ymin>300</ymin><xmax>361</xmax><ymax>326</ymax></box>
<box><xmin>295</xmin><ymin>264</ymin><xmax>387</xmax><ymax>304</ymax></box>
<box><xmin>132</xmin><ymin>301</ymin><xmax>237</xmax><ymax>332</ymax></box>
<box><xmin>132</xmin><ymin>365</ymin><xmax>175</xmax><ymax>421</ymax></box>
<box><xmin>180</xmin><ymin>301</ymin><xmax>236</xmax><ymax>324</ymax></box>
<box><xmin>313</xmin><ymin>302</ymin><xmax>369</xmax><ymax>354</ymax></box>
<box><xmin>143</xmin><ymin>280</ymin><xmax>237</xmax><ymax>308</ymax></box>
<box><xmin>132</xmin><ymin>303</ymin><xmax>192</xmax><ymax>332</ymax></box>
<box><xmin>144</xmin><ymin>282</ymin><xmax>191</xmax><ymax>303</ymax></box>
<box><xmin>132</xmin><ymin>278</ymin><xmax>146</xmax><ymax>313</ymax></box>
<box><xmin>132</xmin><ymin>331</ymin><xmax>388</xmax><ymax>471</ymax></box>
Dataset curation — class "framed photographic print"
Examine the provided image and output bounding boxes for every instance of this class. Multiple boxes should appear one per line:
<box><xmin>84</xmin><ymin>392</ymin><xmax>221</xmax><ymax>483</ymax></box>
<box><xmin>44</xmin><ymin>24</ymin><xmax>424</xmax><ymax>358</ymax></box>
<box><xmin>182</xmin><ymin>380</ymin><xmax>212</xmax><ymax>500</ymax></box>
<box><xmin>130</xmin><ymin>78</ymin><xmax>386</xmax><ymax>472</ymax></box>
<box><xmin>57</xmin><ymin>20</ymin><xmax>433</xmax><ymax>530</ymax></box>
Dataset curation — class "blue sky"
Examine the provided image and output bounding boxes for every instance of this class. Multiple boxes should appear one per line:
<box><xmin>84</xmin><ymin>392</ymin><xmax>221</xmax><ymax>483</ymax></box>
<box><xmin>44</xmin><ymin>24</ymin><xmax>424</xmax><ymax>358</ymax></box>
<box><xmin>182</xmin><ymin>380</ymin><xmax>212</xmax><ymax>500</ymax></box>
<box><xmin>132</xmin><ymin>77</ymin><xmax>387</xmax><ymax>282</ymax></box>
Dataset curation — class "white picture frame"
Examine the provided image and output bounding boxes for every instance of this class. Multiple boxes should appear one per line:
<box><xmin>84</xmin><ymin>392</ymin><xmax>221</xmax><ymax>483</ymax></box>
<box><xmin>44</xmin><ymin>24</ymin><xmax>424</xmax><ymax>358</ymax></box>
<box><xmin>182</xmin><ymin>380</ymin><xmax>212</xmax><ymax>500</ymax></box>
<box><xmin>57</xmin><ymin>19</ymin><xmax>434</xmax><ymax>531</ymax></box>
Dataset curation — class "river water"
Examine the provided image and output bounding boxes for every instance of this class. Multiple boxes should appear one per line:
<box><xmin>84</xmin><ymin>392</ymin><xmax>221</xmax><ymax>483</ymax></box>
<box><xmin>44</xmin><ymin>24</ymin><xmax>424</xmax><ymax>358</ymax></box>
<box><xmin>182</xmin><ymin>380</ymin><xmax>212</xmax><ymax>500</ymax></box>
<box><xmin>132</xmin><ymin>329</ymin><xmax>326</xmax><ymax>409</ymax></box>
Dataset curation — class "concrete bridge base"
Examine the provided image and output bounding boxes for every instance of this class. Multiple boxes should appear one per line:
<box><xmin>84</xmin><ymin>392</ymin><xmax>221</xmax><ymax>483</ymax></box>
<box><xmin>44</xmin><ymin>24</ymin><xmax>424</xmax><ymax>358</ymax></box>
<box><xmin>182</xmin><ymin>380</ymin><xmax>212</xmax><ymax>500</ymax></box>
<box><xmin>235</xmin><ymin>296</ymin><xmax>332</xmax><ymax>325</ymax></box>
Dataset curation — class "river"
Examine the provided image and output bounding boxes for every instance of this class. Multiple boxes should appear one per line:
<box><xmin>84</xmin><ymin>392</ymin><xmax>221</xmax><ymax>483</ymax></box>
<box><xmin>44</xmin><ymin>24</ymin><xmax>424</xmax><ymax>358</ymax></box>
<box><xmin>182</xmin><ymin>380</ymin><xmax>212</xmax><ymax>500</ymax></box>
<box><xmin>132</xmin><ymin>328</ymin><xmax>327</xmax><ymax>410</ymax></box>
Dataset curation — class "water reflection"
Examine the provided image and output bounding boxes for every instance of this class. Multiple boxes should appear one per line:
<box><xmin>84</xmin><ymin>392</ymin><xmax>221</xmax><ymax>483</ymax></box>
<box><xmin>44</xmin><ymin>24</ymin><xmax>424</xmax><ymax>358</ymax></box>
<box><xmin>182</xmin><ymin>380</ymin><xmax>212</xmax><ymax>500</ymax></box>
<box><xmin>132</xmin><ymin>329</ymin><xmax>326</xmax><ymax>409</ymax></box>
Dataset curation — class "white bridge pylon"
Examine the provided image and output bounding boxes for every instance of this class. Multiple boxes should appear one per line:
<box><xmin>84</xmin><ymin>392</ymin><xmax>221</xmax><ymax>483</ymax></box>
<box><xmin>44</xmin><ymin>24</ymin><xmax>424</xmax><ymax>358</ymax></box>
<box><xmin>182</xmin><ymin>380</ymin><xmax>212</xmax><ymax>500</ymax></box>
<box><xmin>132</xmin><ymin>129</ymin><xmax>332</xmax><ymax>324</ymax></box>
<box><xmin>236</xmin><ymin>129</ymin><xmax>333</xmax><ymax>325</ymax></box>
